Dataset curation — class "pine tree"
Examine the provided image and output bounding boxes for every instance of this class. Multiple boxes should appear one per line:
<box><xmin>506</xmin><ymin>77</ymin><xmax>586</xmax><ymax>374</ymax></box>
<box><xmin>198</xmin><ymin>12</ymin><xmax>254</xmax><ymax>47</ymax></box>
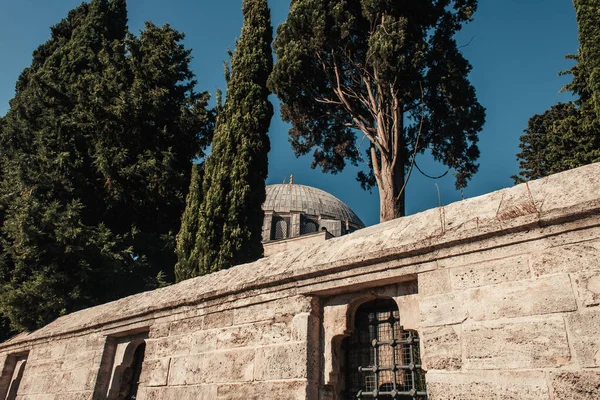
<box><xmin>0</xmin><ymin>0</ymin><xmax>212</xmax><ymax>331</ymax></box>
<box><xmin>574</xmin><ymin>0</ymin><xmax>600</xmax><ymax>118</ymax></box>
<box><xmin>174</xmin><ymin>164</ymin><xmax>204</xmax><ymax>282</ymax></box>
<box><xmin>269</xmin><ymin>0</ymin><xmax>485</xmax><ymax>221</ymax></box>
<box><xmin>514</xmin><ymin>0</ymin><xmax>600</xmax><ymax>181</ymax></box>
<box><xmin>193</xmin><ymin>0</ymin><xmax>273</xmax><ymax>276</ymax></box>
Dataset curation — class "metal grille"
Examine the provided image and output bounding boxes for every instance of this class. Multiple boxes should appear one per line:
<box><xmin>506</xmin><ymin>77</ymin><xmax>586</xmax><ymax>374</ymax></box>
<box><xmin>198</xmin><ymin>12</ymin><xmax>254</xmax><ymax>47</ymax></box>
<box><xmin>271</xmin><ymin>216</ymin><xmax>290</xmax><ymax>240</ymax></box>
<box><xmin>301</xmin><ymin>216</ymin><xmax>319</xmax><ymax>234</ymax></box>
<box><xmin>345</xmin><ymin>299</ymin><xmax>427</xmax><ymax>400</ymax></box>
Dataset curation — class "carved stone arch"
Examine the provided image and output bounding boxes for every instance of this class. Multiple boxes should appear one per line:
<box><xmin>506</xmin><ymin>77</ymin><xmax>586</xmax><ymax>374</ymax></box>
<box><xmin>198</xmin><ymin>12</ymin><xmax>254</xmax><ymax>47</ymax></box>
<box><xmin>322</xmin><ymin>289</ymin><xmax>397</xmax><ymax>400</ymax></box>
<box><xmin>320</xmin><ymin>282</ymin><xmax>421</xmax><ymax>400</ymax></box>
<box><xmin>107</xmin><ymin>338</ymin><xmax>146</xmax><ymax>400</ymax></box>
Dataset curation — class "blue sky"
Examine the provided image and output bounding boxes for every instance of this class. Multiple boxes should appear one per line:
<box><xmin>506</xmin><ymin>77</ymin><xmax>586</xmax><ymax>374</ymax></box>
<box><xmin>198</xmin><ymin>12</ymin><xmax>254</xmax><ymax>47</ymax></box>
<box><xmin>0</xmin><ymin>0</ymin><xmax>579</xmax><ymax>227</ymax></box>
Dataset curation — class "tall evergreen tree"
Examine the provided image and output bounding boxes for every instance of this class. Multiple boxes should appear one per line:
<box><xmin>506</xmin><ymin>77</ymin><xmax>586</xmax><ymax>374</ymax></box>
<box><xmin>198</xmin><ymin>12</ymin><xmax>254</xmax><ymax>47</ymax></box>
<box><xmin>514</xmin><ymin>0</ymin><xmax>600</xmax><ymax>182</ymax></box>
<box><xmin>0</xmin><ymin>0</ymin><xmax>212</xmax><ymax>331</ymax></box>
<box><xmin>174</xmin><ymin>163</ymin><xmax>204</xmax><ymax>282</ymax></box>
<box><xmin>193</xmin><ymin>0</ymin><xmax>273</xmax><ymax>276</ymax></box>
<box><xmin>269</xmin><ymin>0</ymin><xmax>485</xmax><ymax>221</ymax></box>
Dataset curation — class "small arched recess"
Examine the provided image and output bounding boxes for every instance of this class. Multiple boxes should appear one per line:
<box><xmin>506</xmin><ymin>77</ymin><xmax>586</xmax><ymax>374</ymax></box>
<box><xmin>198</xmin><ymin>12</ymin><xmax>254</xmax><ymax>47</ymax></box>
<box><xmin>321</xmin><ymin>283</ymin><xmax>426</xmax><ymax>400</ymax></box>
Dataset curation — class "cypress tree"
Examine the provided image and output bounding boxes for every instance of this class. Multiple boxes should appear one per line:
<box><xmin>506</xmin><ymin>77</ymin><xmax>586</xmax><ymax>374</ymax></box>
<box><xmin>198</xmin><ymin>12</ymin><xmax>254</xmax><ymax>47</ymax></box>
<box><xmin>0</xmin><ymin>0</ymin><xmax>212</xmax><ymax>331</ymax></box>
<box><xmin>194</xmin><ymin>0</ymin><xmax>273</xmax><ymax>276</ymax></box>
<box><xmin>174</xmin><ymin>163</ymin><xmax>204</xmax><ymax>282</ymax></box>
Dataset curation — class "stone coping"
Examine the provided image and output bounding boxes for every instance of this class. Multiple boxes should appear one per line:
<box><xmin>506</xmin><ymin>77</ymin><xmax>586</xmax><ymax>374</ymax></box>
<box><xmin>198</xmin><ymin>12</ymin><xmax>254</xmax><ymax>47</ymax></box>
<box><xmin>2</xmin><ymin>163</ymin><xmax>600</xmax><ymax>348</ymax></box>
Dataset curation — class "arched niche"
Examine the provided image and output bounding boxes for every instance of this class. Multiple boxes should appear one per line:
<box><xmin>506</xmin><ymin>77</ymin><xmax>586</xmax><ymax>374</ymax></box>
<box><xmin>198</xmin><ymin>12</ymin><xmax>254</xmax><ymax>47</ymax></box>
<box><xmin>321</xmin><ymin>281</ymin><xmax>421</xmax><ymax>400</ymax></box>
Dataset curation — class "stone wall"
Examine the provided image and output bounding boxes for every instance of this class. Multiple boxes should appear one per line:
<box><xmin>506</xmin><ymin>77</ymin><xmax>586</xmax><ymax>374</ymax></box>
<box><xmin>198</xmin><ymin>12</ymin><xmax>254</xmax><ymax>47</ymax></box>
<box><xmin>1</xmin><ymin>163</ymin><xmax>600</xmax><ymax>399</ymax></box>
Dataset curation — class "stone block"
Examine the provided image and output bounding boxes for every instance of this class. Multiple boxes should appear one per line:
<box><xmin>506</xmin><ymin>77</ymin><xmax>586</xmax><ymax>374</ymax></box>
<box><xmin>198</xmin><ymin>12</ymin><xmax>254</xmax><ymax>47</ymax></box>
<box><xmin>551</xmin><ymin>371</ymin><xmax>600</xmax><ymax>400</ymax></box>
<box><xmin>201</xmin><ymin>349</ymin><xmax>254</xmax><ymax>384</ymax></box>
<box><xmin>169</xmin><ymin>316</ymin><xmax>204</xmax><ymax>336</ymax></box>
<box><xmin>527</xmin><ymin>162</ymin><xmax>600</xmax><ymax>212</ymax></box>
<box><xmin>215</xmin><ymin>322</ymin><xmax>290</xmax><ymax>350</ymax></box>
<box><xmin>56</xmin><ymin>392</ymin><xmax>93</xmax><ymax>400</ymax></box>
<box><xmin>449</xmin><ymin>255</ymin><xmax>530</xmax><ymax>290</ymax></box>
<box><xmin>216</xmin><ymin>381</ymin><xmax>307</xmax><ymax>399</ymax></box>
<box><xmin>254</xmin><ymin>343</ymin><xmax>307</xmax><ymax>381</ymax></box>
<box><xmin>567</xmin><ymin>309</ymin><xmax>600</xmax><ymax>368</ymax></box>
<box><xmin>146</xmin><ymin>330</ymin><xmax>216</xmax><ymax>360</ymax></box>
<box><xmin>139</xmin><ymin>358</ymin><xmax>170</xmax><ymax>387</ymax></box>
<box><xmin>575</xmin><ymin>271</ymin><xmax>600</xmax><ymax>307</ymax></box>
<box><xmin>437</xmin><ymin>238</ymin><xmax>546</xmax><ymax>270</ymax></box>
<box><xmin>148</xmin><ymin>323</ymin><xmax>170</xmax><ymax>339</ymax></box>
<box><xmin>204</xmin><ymin>310</ymin><xmax>234</xmax><ymax>330</ymax></box>
<box><xmin>420</xmin><ymin>292</ymin><xmax>468</xmax><ymax>327</ymax></box>
<box><xmin>421</xmin><ymin>325</ymin><xmax>461</xmax><ymax>370</ymax></box>
<box><xmin>466</xmin><ymin>274</ymin><xmax>576</xmax><ymax>321</ymax></box>
<box><xmin>168</xmin><ymin>355</ymin><xmax>202</xmax><ymax>385</ymax></box>
<box><xmin>234</xmin><ymin>297</ymin><xmax>311</xmax><ymax>325</ymax></box>
<box><xmin>418</xmin><ymin>270</ymin><xmax>451</xmax><ymax>297</ymax></box>
<box><xmin>531</xmin><ymin>241</ymin><xmax>600</xmax><ymax>277</ymax></box>
<box><xmin>462</xmin><ymin>315</ymin><xmax>570</xmax><ymax>369</ymax></box>
<box><xmin>426</xmin><ymin>371</ymin><xmax>549</xmax><ymax>400</ymax></box>
<box><xmin>142</xmin><ymin>385</ymin><xmax>217</xmax><ymax>400</ymax></box>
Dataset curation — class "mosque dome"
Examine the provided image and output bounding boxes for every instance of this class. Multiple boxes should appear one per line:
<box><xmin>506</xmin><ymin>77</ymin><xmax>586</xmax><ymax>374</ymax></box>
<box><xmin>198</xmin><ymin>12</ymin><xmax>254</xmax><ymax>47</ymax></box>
<box><xmin>261</xmin><ymin>182</ymin><xmax>365</xmax><ymax>250</ymax></box>
<box><xmin>263</xmin><ymin>184</ymin><xmax>365</xmax><ymax>228</ymax></box>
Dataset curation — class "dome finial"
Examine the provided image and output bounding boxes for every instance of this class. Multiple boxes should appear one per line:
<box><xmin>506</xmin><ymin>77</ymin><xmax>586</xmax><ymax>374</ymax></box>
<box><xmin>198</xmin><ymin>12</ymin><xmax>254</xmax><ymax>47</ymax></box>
<box><xmin>290</xmin><ymin>174</ymin><xmax>294</xmax><ymax>184</ymax></box>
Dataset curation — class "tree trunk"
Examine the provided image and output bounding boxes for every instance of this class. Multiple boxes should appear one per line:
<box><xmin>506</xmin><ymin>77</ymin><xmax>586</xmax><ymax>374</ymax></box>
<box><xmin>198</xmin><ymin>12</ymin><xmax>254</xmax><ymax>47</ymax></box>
<box><xmin>378</xmin><ymin>157</ymin><xmax>405</xmax><ymax>222</ymax></box>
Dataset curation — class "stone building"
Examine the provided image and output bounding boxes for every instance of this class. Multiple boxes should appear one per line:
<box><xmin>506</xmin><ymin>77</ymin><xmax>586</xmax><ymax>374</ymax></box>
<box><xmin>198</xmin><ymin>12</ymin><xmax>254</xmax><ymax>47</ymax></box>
<box><xmin>261</xmin><ymin>181</ymin><xmax>365</xmax><ymax>256</ymax></box>
<box><xmin>1</xmin><ymin>163</ymin><xmax>600</xmax><ymax>399</ymax></box>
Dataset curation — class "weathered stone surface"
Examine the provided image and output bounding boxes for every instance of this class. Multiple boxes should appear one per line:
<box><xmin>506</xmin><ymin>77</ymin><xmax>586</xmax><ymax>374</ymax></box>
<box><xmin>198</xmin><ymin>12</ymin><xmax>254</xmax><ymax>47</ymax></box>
<box><xmin>168</xmin><ymin>355</ymin><xmax>202</xmax><ymax>385</ymax></box>
<box><xmin>449</xmin><ymin>255</ymin><xmax>530</xmax><ymax>290</ymax></box>
<box><xmin>234</xmin><ymin>297</ymin><xmax>311</xmax><ymax>325</ymax></box>
<box><xmin>204</xmin><ymin>310</ymin><xmax>234</xmax><ymax>330</ymax></box>
<box><xmin>426</xmin><ymin>371</ymin><xmax>550</xmax><ymax>400</ymax></box>
<box><xmin>140</xmin><ymin>385</ymin><xmax>217</xmax><ymax>400</ymax></box>
<box><xmin>527</xmin><ymin>162</ymin><xmax>600</xmax><ymax>212</ymax></box>
<box><xmin>421</xmin><ymin>325</ymin><xmax>461</xmax><ymax>370</ymax></box>
<box><xmin>201</xmin><ymin>349</ymin><xmax>254</xmax><ymax>384</ymax></box>
<box><xmin>254</xmin><ymin>343</ymin><xmax>307</xmax><ymax>381</ymax></box>
<box><xmin>146</xmin><ymin>330</ymin><xmax>216</xmax><ymax>359</ymax></box>
<box><xmin>148</xmin><ymin>322</ymin><xmax>170</xmax><ymax>339</ymax></box>
<box><xmin>551</xmin><ymin>371</ymin><xmax>600</xmax><ymax>400</ymax></box>
<box><xmin>575</xmin><ymin>271</ymin><xmax>600</xmax><ymax>307</ymax></box>
<box><xmin>420</xmin><ymin>292</ymin><xmax>468</xmax><ymax>327</ymax></box>
<box><xmin>215</xmin><ymin>322</ymin><xmax>290</xmax><ymax>349</ymax></box>
<box><xmin>463</xmin><ymin>316</ymin><xmax>570</xmax><ymax>369</ymax></box>
<box><xmin>216</xmin><ymin>381</ymin><xmax>307</xmax><ymax>399</ymax></box>
<box><xmin>1</xmin><ymin>163</ymin><xmax>600</xmax><ymax>400</ymax></box>
<box><xmin>169</xmin><ymin>316</ymin><xmax>204</xmax><ymax>336</ymax></box>
<box><xmin>140</xmin><ymin>358</ymin><xmax>170</xmax><ymax>387</ymax></box>
<box><xmin>418</xmin><ymin>270</ymin><xmax>450</xmax><ymax>297</ymax></box>
<box><xmin>466</xmin><ymin>274</ymin><xmax>576</xmax><ymax>321</ymax></box>
<box><xmin>531</xmin><ymin>241</ymin><xmax>600</xmax><ymax>277</ymax></box>
<box><xmin>567</xmin><ymin>309</ymin><xmax>600</xmax><ymax>368</ymax></box>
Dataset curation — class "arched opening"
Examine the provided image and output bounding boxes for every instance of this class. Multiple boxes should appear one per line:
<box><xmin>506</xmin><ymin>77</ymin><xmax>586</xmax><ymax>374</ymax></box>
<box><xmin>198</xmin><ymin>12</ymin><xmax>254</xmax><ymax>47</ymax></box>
<box><xmin>344</xmin><ymin>298</ymin><xmax>427</xmax><ymax>399</ymax></box>
<box><xmin>105</xmin><ymin>339</ymin><xmax>147</xmax><ymax>400</ymax></box>
<box><xmin>5</xmin><ymin>358</ymin><xmax>27</xmax><ymax>400</ymax></box>
<box><xmin>117</xmin><ymin>341</ymin><xmax>145</xmax><ymax>400</ymax></box>
<box><xmin>271</xmin><ymin>216</ymin><xmax>290</xmax><ymax>240</ymax></box>
<box><xmin>301</xmin><ymin>216</ymin><xmax>319</xmax><ymax>234</ymax></box>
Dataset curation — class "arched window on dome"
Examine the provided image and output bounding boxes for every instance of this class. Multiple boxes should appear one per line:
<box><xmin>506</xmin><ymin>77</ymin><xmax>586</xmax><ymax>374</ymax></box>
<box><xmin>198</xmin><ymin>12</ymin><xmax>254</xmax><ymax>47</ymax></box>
<box><xmin>301</xmin><ymin>215</ymin><xmax>319</xmax><ymax>235</ymax></box>
<box><xmin>271</xmin><ymin>216</ymin><xmax>290</xmax><ymax>240</ymax></box>
<box><xmin>344</xmin><ymin>298</ymin><xmax>427</xmax><ymax>400</ymax></box>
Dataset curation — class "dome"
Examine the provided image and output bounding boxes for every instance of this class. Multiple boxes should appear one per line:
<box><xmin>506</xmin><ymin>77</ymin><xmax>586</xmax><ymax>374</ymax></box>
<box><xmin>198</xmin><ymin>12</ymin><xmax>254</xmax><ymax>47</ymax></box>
<box><xmin>263</xmin><ymin>183</ymin><xmax>365</xmax><ymax>228</ymax></box>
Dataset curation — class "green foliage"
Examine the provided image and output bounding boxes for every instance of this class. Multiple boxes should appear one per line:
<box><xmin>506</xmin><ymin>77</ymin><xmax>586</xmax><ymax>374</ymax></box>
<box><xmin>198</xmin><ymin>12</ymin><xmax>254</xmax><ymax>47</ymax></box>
<box><xmin>174</xmin><ymin>163</ymin><xmax>204</xmax><ymax>281</ymax></box>
<box><xmin>269</xmin><ymin>0</ymin><xmax>485</xmax><ymax>220</ymax></box>
<box><xmin>0</xmin><ymin>0</ymin><xmax>212</xmax><ymax>331</ymax></box>
<box><xmin>514</xmin><ymin>0</ymin><xmax>600</xmax><ymax>182</ymax></box>
<box><xmin>193</xmin><ymin>0</ymin><xmax>273</xmax><ymax>276</ymax></box>
<box><xmin>574</xmin><ymin>0</ymin><xmax>600</xmax><ymax>118</ymax></box>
